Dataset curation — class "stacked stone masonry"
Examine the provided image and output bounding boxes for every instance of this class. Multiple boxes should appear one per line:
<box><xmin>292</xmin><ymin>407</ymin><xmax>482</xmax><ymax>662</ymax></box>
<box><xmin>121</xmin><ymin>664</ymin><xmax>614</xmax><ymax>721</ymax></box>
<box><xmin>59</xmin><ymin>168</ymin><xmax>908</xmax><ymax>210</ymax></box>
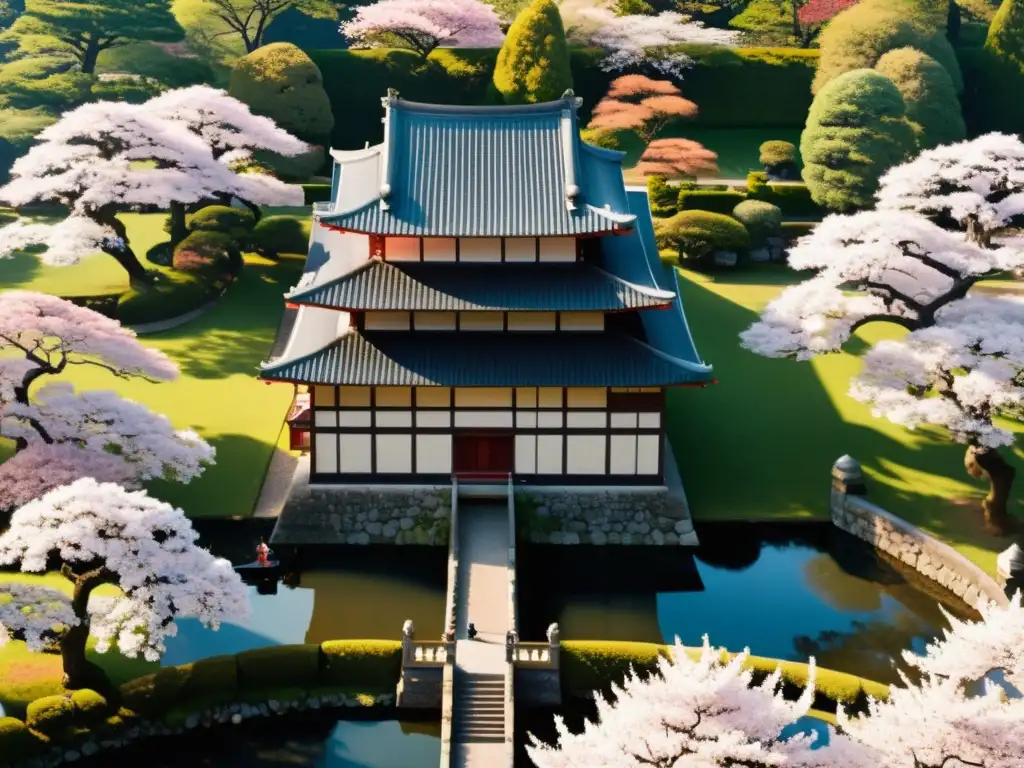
<box><xmin>519</xmin><ymin>490</ymin><xmax>696</xmax><ymax>545</ymax></box>
<box><xmin>831</xmin><ymin>492</ymin><xmax>1008</xmax><ymax>608</ymax></box>
<box><xmin>272</xmin><ymin>486</ymin><xmax>452</xmax><ymax>545</ymax></box>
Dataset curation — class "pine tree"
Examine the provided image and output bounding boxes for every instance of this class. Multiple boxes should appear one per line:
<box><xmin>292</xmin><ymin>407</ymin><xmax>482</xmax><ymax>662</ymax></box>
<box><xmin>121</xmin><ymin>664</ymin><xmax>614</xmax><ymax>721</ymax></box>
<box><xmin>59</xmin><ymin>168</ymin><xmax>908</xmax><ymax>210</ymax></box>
<box><xmin>492</xmin><ymin>0</ymin><xmax>573</xmax><ymax>105</ymax></box>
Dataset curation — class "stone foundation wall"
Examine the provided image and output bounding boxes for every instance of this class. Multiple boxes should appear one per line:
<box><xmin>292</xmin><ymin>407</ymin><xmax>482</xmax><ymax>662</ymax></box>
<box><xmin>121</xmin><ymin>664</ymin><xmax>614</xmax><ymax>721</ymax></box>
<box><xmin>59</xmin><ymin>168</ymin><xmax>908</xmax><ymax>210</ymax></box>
<box><xmin>517</xmin><ymin>490</ymin><xmax>697</xmax><ymax>545</ymax></box>
<box><xmin>830</xmin><ymin>457</ymin><xmax>1008</xmax><ymax>608</ymax></box>
<box><xmin>272</xmin><ymin>485</ymin><xmax>451</xmax><ymax>545</ymax></box>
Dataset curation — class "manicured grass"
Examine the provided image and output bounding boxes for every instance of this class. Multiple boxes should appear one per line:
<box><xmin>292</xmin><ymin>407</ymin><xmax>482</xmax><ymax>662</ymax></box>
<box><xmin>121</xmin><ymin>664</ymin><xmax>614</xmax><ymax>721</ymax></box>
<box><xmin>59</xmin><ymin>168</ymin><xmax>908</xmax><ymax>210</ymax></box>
<box><xmin>620</xmin><ymin>126</ymin><xmax>804</xmax><ymax>183</ymax></box>
<box><xmin>670</xmin><ymin>265</ymin><xmax>1024</xmax><ymax>577</ymax></box>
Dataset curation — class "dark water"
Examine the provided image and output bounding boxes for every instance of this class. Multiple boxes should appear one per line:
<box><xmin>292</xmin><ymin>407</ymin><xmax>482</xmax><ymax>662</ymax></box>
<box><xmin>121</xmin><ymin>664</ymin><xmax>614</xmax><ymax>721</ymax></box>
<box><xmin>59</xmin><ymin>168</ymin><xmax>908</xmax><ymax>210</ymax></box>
<box><xmin>161</xmin><ymin>545</ymin><xmax>447</xmax><ymax>666</ymax></box>
<box><xmin>518</xmin><ymin>522</ymin><xmax>973</xmax><ymax>686</ymax></box>
<box><xmin>73</xmin><ymin>712</ymin><xmax>441</xmax><ymax>768</ymax></box>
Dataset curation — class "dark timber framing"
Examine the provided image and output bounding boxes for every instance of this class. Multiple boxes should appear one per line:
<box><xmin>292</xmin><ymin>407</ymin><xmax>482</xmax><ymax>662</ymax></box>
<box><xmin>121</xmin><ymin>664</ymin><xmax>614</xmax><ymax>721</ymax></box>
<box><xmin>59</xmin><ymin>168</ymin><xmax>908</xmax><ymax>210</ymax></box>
<box><xmin>308</xmin><ymin>385</ymin><xmax>666</xmax><ymax>485</ymax></box>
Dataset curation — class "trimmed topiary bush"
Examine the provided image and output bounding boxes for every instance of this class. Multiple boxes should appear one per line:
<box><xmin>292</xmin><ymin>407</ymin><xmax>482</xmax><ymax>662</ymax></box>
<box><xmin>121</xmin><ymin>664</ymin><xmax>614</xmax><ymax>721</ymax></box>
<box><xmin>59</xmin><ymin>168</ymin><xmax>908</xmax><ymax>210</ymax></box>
<box><xmin>562</xmin><ymin>641</ymin><xmax>669</xmax><ymax>696</ymax></box>
<box><xmin>580</xmin><ymin>126</ymin><xmax>621</xmax><ymax>150</ymax></box>
<box><xmin>874</xmin><ymin>47</ymin><xmax>966</xmax><ymax>149</ymax></box>
<box><xmin>25</xmin><ymin>695</ymin><xmax>76</xmax><ymax>737</ymax></box>
<box><xmin>117</xmin><ymin>271</ymin><xmax>225</xmax><ymax>325</ymax></box>
<box><xmin>186</xmin><ymin>205</ymin><xmax>256</xmax><ymax>238</ymax></box>
<box><xmin>173</xmin><ymin>231</ymin><xmax>240</xmax><ymax>275</ymax></box>
<box><xmin>229</xmin><ymin>43</ymin><xmax>334</xmax><ymax>144</ymax></box>
<box><xmin>677</xmin><ymin>189</ymin><xmax>749</xmax><ymax>215</ymax></box>
<box><xmin>252</xmin><ymin>215</ymin><xmax>309</xmax><ymax>258</ymax></box>
<box><xmin>750</xmin><ymin>182</ymin><xmax>823</xmax><ymax>218</ymax></box>
<box><xmin>237</xmin><ymin>644</ymin><xmax>322</xmax><ymax>690</ymax></box>
<box><xmin>813</xmin><ymin>0</ymin><xmax>963</xmax><ymax>95</ymax></box>
<box><xmin>758</xmin><ymin>140</ymin><xmax>798</xmax><ymax>178</ymax></box>
<box><xmin>120</xmin><ymin>655</ymin><xmax>239</xmax><ymax>717</ymax></box>
<box><xmin>646</xmin><ymin>174</ymin><xmax>677</xmax><ymax>216</ymax></box>
<box><xmin>732</xmin><ymin>199</ymin><xmax>782</xmax><ymax>245</ymax></box>
<box><xmin>493</xmin><ymin>0</ymin><xmax>573</xmax><ymax>104</ymax></box>
<box><xmin>801</xmin><ymin>69</ymin><xmax>918</xmax><ymax>212</ymax></box>
<box><xmin>69</xmin><ymin>690</ymin><xmax>109</xmax><ymax>725</ymax></box>
<box><xmin>655</xmin><ymin>210</ymin><xmax>750</xmax><ymax>263</ymax></box>
<box><xmin>319</xmin><ymin>640</ymin><xmax>403</xmax><ymax>687</ymax></box>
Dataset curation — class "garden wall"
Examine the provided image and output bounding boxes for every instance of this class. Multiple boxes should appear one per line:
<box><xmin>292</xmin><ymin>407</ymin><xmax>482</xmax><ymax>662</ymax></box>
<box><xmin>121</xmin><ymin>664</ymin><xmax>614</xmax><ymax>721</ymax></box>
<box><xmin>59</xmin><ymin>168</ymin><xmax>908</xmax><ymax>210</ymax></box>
<box><xmin>310</xmin><ymin>46</ymin><xmax>818</xmax><ymax>150</ymax></box>
<box><xmin>516</xmin><ymin>489</ymin><xmax>696</xmax><ymax>545</ymax></box>
<box><xmin>829</xmin><ymin>456</ymin><xmax>1009</xmax><ymax>609</ymax></box>
<box><xmin>271</xmin><ymin>472</ymin><xmax>452</xmax><ymax>545</ymax></box>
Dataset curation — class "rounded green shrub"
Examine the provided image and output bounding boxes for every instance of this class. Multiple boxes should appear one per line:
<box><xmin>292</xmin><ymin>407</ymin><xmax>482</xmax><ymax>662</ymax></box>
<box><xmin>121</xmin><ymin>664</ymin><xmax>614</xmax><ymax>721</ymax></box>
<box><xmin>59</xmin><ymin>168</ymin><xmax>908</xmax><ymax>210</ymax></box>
<box><xmin>173</xmin><ymin>231</ymin><xmax>240</xmax><ymax>275</ymax></box>
<box><xmin>746</xmin><ymin>171</ymin><xmax>769</xmax><ymax>195</ymax></box>
<box><xmin>874</xmin><ymin>47</ymin><xmax>966</xmax><ymax>149</ymax></box>
<box><xmin>319</xmin><ymin>640</ymin><xmax>403</xmax><ymax>687</ymax></box>
<box><xmin>580</xmin><ymin>127</ymin><xmax>621</xmax><ymax>150</ymax></box>
<box><xmin>801</xmin><ymin>69</ymin><xmax>918</xmax><ymax>212</ymax></box>
<box><xmin>251</xmin><ymin>215</ymin><xmax>308</xmax><ymax>258</ymax></box>
<box><xmin>25</xmin><ymin>695</ymin><xmax>76</xmax><ymax>736</ymax></box>
<box><xmin>237</xmin><ymin>644</ymin><xmax>322</xmax><ymax>690</ymax></box>
<box><xmin>117</xmin><ymin>272</ymin><xmax>223</xmax><ymax>325</ymax></box>
<box><xmin>228</xmin><ymin>43</ymin><xmax>334</xmax><ymax>144</ymax></box>
<box><xmin>186</xmin><ymin>205</ymin><xmax>256</xmax><ymax>237</ymax></box>
<box><xmin>119</xmin><ymin>655</ymin><xmax>239</xmax><ymax>717</ymax></box>
<box><xmin>732</xmin><ymin>199</ymin><xmax>782</xmax><ymax>245</ymax></box>
<box><xmin>758</xmin><ymin>140</ymin><xmax>798</xmax><ymax>177</ymax></box>
<box><xmin>69</xmin><ymin>690</ymin><xmax>109</xmax><ymax>724</ymax></box>
<box><xmin>677</xmin><ymin>189</ymin><xmax>748</xmax><ymax>214</ymax></box>
<box><xmin>813</xmin><ymin>0</ymin><xmax>963</xmax><ymax>95</ymax></box>
<box><xmin>655</xmin><ymin>210</ymin><xmax>750</xmax><ymax>263</ymax></box>
<box><xmin>0</xmin><ymin>716</ymin><xmax>47</xmax><ymax>762</ymax></box>
<box><xmin>493</xmin><ymin>0</ymin><xmax>573</xmax><ymax>104</ymax></box>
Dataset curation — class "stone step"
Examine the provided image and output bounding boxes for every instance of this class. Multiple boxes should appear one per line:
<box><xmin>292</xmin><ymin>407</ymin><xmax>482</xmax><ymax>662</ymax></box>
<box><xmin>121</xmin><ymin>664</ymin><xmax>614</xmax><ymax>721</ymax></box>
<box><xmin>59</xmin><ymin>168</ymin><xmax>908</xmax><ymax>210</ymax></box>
<box><xmin>457</xmin><ymin>699</ymin><xmax>503</xmax><ymax>710</ymax></box>
<box><xmin>454</xmin><ymin>723</ymin><xmax>505</xmax><ymax>734</ymax></box>
<box><xmin>459</xmin><ymin>708</ymin><xmax>504</xmax><ymax>719</ymax></box>
<box><xmin>453</xmin><ymin>733</ymin><xmax>505</xmax><ymax>743</ymax></box>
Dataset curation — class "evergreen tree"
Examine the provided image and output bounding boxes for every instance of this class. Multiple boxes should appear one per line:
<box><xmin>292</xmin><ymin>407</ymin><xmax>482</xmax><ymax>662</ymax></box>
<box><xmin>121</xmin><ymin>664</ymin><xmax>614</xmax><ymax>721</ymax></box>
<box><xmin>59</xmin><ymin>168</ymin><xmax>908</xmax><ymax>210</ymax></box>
<box><xmin>492</xmin><ymin>0</ymin><xmax>573</xmax><ymax>105</ymax></box>
<box><xmin>982</xmin><ymin>0</ymin><xmax>1024</xmax><ymax>130</ymax></box>
<box><xmin>5</xmin><ymin>0</ymin><xmax>182</xmax><ymax>74</ymax></box>
<box><xmin>801</xmin><ymin>69</ymin><xmax>918</xmax><ymax>212</ymax></box>
<box><xmin>875</xmin><ymin>47</ymin><xmax>966</xmax><ymax>149</ymax></box>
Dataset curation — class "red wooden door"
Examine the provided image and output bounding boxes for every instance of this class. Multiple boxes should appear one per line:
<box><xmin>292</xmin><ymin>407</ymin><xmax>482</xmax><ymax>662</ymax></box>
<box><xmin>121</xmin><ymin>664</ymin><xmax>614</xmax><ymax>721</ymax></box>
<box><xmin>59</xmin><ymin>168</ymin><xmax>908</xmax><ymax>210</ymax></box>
<box><xmin>454</xmin><ymin>434</ymin><xmax>514</xmax><ymax>475</ymax></box>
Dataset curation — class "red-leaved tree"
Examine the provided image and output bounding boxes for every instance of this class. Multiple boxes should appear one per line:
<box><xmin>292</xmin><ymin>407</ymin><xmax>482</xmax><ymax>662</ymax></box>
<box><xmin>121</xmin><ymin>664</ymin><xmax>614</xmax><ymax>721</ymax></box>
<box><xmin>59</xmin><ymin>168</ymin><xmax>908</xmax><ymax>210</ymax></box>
<box><xmin>634</xmin><ymin>138</ymin><xmax>719</xmax><ymax>178</ymax></box>
<box><xmin>589</xmin><ymin>74</ymin><xmax>698</xmax><ymax>143</ymax></box>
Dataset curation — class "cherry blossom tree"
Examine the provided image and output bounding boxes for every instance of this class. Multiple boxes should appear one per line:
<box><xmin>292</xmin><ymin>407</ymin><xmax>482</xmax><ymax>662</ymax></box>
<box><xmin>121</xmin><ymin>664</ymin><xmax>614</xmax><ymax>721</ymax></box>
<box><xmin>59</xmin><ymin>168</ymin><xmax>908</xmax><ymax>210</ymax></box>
<box><xmin>339</xmin><ymin>0</ymin><xmax>505</xmax><ymax>57</ymax></box>
<box><xmin>0</xmin><ymin>96</ymin><xmax>304</xmax><ymax>283</ymax></box>
<box><xmin>0</xmin><ymin>479</ymin><xmax>250</xmax><ymax>690</ymax></box>
<box><xmin>634</xmin><ymin>138</ymin><xmax>718</xmax><ymax>178</ymax></box>
<box><xmin>0</xmin><ymin>292</ymin><xmax>213</xmax><ymax>508</ymax></box>
<box><xmin>797</xmin><ymin>0</ymin><xmax>861</xmax><ymax>37</ymax></box>
<box><xmin>147</xmin><ymin>85</ymin><xmax>310</xmax><ymax>242</ymax></box>
<box><xmin>567</xmin><ymin>7</ymin><xmax>739</xmax><ymax>78</ymax></box>
<box><xmin>875</xmin><ymin>132</ymin><xmax>1024</xmax><ymax>248</ymax></box>
<box><xmin>741</xmin><ymin>135</ymin><xmax>1024</xmax><ymax>533</ymax></box>
<box><xmin>0</xmin><ymin>443</ymin><xmax>136</xmax><ymax>512</ymax></box>
<box><xmin>589</xmin><ymin>75</ymin><xmax>699</xmax><ymax>143</ymax></box>
<box><xmin>528</xmin><ymin>594</ymin><xmax>1024</xmax><ymax>767</ymax></box>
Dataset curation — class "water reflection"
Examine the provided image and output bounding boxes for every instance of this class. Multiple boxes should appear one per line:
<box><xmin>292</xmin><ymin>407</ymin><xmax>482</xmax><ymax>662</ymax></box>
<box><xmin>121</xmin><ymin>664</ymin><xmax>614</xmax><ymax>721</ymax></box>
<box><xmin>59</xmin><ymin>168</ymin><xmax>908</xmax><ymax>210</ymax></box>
<box><xmin>163</xmin><ymin>547</ymin><xmax>446</xmax><ymax>666</ymax></box>
<box><xmin>519</xmin><ymin>523</ymin><xmax>971</xmax><ymax>685</ymax></box>
<box><xmin>74</xmin><ymin>718</ymin><xmax>441</xmax><ymax>768</ymax></box>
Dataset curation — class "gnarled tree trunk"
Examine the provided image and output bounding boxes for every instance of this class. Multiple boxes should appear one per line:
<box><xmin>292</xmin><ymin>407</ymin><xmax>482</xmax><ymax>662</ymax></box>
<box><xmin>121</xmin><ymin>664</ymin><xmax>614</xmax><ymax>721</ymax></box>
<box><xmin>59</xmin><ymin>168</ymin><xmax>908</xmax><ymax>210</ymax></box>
<box><xmin>965</xmin><ymin>445</ymin><xmax>1016</xmax><ymax>535</ymax></box>
<box><xmin>60</xmin><ymin>564</ymin><xmax>117</xmax><ymax>692</ymax></box>
<box><xmin>93</xmin><ymin>209</ymin><xmax>153</xmax><ymax>287</ymax></box>
<box><xmin>168</xmin><ymin>202</ymin><xmax>189</xmax><ymax>248</ymax></box>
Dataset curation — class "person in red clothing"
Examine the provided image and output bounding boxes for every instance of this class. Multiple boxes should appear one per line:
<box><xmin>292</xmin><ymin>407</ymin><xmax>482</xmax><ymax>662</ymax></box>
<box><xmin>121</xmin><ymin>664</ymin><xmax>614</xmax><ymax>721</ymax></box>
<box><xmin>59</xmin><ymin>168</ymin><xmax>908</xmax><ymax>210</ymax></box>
<box><xmin>256</xmin><ymin>538</ymin><xmax>270</xmax><ymax>566</ymax></box>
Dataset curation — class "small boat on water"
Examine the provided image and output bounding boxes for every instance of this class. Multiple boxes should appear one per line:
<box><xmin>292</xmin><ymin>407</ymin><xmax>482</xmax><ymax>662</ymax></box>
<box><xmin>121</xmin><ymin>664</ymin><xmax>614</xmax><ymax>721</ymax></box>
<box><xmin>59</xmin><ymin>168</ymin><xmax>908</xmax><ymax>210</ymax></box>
<box><xmin>233</xmin><ymin>559</ymin><xmax>281</xmax><ymax>583</ymax></box>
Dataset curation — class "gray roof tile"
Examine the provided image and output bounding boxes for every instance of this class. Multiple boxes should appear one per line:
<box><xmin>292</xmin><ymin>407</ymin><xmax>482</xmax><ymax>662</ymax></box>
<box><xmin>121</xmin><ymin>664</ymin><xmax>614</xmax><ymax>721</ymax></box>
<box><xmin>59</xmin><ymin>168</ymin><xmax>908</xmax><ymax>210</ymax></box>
<box><xmin>260</xmin><ymin>331</ymin><xmax>708</xmax><ymax>387</ymax></box>
<box><xmin>318</xmin><ymin>98</ymin><xmax>636</xmax><ymax>237</ymax></box>
<box><xmin>286</xmin><ymin>259</ymin><xmax>675</xmax><ymax>312</ymax></box>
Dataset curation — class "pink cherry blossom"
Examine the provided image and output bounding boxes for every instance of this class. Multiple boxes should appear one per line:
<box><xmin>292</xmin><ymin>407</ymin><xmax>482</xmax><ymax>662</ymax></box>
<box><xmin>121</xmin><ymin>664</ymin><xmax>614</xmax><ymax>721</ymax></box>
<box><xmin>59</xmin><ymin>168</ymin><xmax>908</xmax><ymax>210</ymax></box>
<box><xmin>0</xmin><ymin>442</ymin><xmax>137</xmax><ymax>511</ymax></box>
<box><xmin>0</xmin><ymin>478</ymin><xmax>251</xmax><ymax>662</ymax></box>
<box><xmin>340</xmin><ymin>0</ymin><xmax>505</xmax><ymax>57</ymax></box>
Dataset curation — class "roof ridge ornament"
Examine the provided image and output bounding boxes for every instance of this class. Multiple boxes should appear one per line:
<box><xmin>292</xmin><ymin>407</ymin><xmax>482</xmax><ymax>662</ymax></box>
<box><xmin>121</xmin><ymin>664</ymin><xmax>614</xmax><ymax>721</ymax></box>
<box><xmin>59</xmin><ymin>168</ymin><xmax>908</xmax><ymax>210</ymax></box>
<box><xmin>380</xmin><ymin>88</ymin><xmax>400</xmax><ymax>108</ymax></box>
<box><xmin>378</xmin><ymin>89</ymin><xmax>398</xmax><ymax>207</ymax></box>
<box><xmin>560</xmin><ymin>89</ymin><xmax>583</xmax><ymax>110</ymax></box>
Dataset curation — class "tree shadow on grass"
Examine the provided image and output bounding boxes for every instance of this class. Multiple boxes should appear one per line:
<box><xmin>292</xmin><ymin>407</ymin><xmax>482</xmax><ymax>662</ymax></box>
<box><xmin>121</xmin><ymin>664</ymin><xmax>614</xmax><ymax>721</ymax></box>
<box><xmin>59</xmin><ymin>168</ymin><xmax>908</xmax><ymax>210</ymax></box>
<box><xmin>154</xmin><ymin>257</ymin><xmax>304</xmax><ymax>379</ymax></box>
<box><xmin>669</xmin><ymin>273</ymin><xmax>1022</xmax><ymax>567</ymax></box>
<box><xmin>0</xmin><ymin>249</ymin><xmax>42</xmax><ymax>289</ymax></box>
<box><xmin>146</xmin><ymin>432</ymin><xmax>283</xmax><ymax>520</ymax></box>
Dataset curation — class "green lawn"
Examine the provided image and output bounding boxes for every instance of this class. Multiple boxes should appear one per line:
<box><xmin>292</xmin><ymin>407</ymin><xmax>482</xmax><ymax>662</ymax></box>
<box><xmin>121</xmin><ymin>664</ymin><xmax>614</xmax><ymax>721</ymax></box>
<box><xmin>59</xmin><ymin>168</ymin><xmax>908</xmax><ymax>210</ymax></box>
<box><xmin>0</xmin><ymin>211</ymin><xmax>308</xmax><ymax>518</ymax></box>
<box><xmin>670</xmin><ymin>266</ymin><xmax>1023</xmax><ymax>577</ymax></box>
<box><xmin>620</xmin><ymin>126</ymin><xmax>804</xmax><ymax>183</ymax></box>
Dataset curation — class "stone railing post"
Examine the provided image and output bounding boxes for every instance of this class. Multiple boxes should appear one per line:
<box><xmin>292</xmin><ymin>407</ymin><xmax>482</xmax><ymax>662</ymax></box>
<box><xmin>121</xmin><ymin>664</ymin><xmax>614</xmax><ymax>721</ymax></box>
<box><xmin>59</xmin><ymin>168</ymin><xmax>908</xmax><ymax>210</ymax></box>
<box><xmin>444</xmin><ymin>625</ymin><xmax>456</xmax><ymax>662</ymax></box>
<box><xmin>997</xmin><ymin>543</ymin><xmax>1024</xmax><ymax>599</ymax></box>
<box><xmin>505</xmin><ymin>630</ymin><xmax>518</xmax><ymax>663</ymax></box>
<box><xmin>546</xmin><ymin>622</ymin><xmax>560</xmax><ymax>668</ymax></box>
<box><xmin>402</xmin><ymin>619</ymin><xmax>414</xmax><ymax>666</ymax></box>
<box><xmin>831</xmin><ymin>455</ymin><xmax>866</xmax><ymax>521</ymax></box>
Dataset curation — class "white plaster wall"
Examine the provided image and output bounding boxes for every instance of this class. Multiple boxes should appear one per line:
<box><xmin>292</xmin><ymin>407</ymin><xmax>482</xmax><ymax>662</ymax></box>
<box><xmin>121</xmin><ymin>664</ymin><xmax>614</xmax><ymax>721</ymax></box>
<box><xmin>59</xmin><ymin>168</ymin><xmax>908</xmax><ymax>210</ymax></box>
<box><xmin>376</xmin><ymin>434</ymin><xmax>412</xmax><ymax>473</ymax></box>
<box><xmin>504</xmin><ymin>238</ymin><xmax>537</xmax><ymax>262</ymax></box>
<box><xmin>560</xmin><ymin>312</ymin><xmax>604</xmax><ymax>331</ymax></box>
<box><xmin>365</xmin><ymin>311</ymin><xmax>411</xmax><ymax>330</ymax></box>
<box><xmin>537</xmin><ymin>435</ymin><xmax>563</xmax><ymax>474</ymax></box>
<box><xmin>516</xmin><ymin>435</ymin><xmax>537</xmax><ymax>473</ymax></box>
<box><xmin>339</xmin><ymin>433</ymin><xmax>372</xmax><ymax>473</ymax></box>
<box><xmin>567</xmin><ymin>434</ymin><xmax>606</xmax><ymax>474</ymax></box>
<box><xmin>538</xmin><ymin>237</ymin><xmax>576</xmax><ymax>262</ymax></box>
<box><xmin>609</xmin><ymin>435</ymin><xmax>637</xmax><ymax>474</ymax></box>
<box><xmin>637</xmin><ymin>435</ymin><xmax>660</xmax><ymax>475</ymax></box>
<box><xmin>423</xmin><ymin>238</ymin><xmax>456</xmax><ymax>261</ymax></box>
<box><xmin>314</xmin><ymin>433</ymin><xmax>338</xmax><ymax>473</ymax></box>
<box><xmin>338</xmin><ymin>411</ymin><xmax>372</xmax><ymax>428</ymax></box>
<box><xmin>454</xmin><ymin>411</ymin><xmax>514</xmax><ymax>428</ymax></box>
<box><xmin>414</xmin><ymin>312</ymin><xmax>457</xmax><ymax>330</ymax></box>
<box><xmin>417</xmin><ymin>434</ymin><xmax>452</xmax><ymax>473</ymax></box>
<box><xmin>459</xmin><ymin>311</ymin><xmax>503</xmax><ymax>331</ymax></box>
<box><xmin>507</xmin><ymin>312</ymin><xmax>556</xmax><ymax>331</ymax></box>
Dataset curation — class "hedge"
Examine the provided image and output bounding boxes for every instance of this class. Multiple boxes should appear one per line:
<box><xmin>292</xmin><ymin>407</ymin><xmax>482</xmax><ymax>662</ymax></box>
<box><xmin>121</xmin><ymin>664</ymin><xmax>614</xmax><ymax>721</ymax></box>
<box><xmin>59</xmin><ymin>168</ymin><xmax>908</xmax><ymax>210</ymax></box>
<box><xmin>309</xmin><ymin>46</ymin><xmax>818</xmax><ymax>149</ymax></box>
<box><xmin>237</xmin><ymin>645</ymin><xmax>322</xmax><ymax>690</ymax></box>
<box><xmin>780</xmin><ymin>220</ymin><xmax>818</xmax><ymax>243</ymax></box>
<box><xmin>561</xmin><ymin>641</ymin><xmax>889</xmax><ymax>714</ymax></box>
<box><xmin>677</xmin><ymin>189</ymin><xmax>749</xmax><ymax>214</ymax></box>
<box><xmin>117</xmin><ymin>271</ymin><xmax>227</xmax><ymax>326</ymax></box>
<box><xmin>301</xmin><ymin>183</ymin><xmax>332</xmax><ymax>205</ymax></box>
<box><xmin>251</xmin><ymin>215</ymin><xmax>310</xmax><ymax>258</ymax></box>
<box><xmin>320</xmin><ymin>640</ymin><xmax>404</xmax><ymax>687</ymax></box>
<box><xmin>750</xmin><ymin>183</ymin><xmax>825</xmax><ymax>218</ymax></box>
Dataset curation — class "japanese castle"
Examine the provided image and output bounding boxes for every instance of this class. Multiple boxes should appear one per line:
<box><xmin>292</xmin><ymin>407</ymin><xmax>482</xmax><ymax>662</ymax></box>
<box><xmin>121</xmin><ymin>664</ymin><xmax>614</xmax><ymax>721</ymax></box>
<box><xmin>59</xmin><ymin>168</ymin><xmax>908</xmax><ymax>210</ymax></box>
<box><xmin>260</xmin><ymin>91</ymin><xmax>713</xmax><ymax>486</ymax></box>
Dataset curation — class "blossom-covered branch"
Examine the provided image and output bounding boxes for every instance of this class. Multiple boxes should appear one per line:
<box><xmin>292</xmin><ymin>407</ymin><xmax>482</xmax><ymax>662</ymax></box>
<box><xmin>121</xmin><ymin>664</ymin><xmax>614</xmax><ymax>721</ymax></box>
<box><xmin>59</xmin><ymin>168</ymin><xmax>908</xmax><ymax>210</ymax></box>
<box><xmin>0</xmin><ymin>443</ymin><xmax>137</xmax><ymax>512</ymax></box>
<box><xmin>339</xmin><ymin>0</ymin><xmax>504</xmax><ymax>57</ymax></box>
